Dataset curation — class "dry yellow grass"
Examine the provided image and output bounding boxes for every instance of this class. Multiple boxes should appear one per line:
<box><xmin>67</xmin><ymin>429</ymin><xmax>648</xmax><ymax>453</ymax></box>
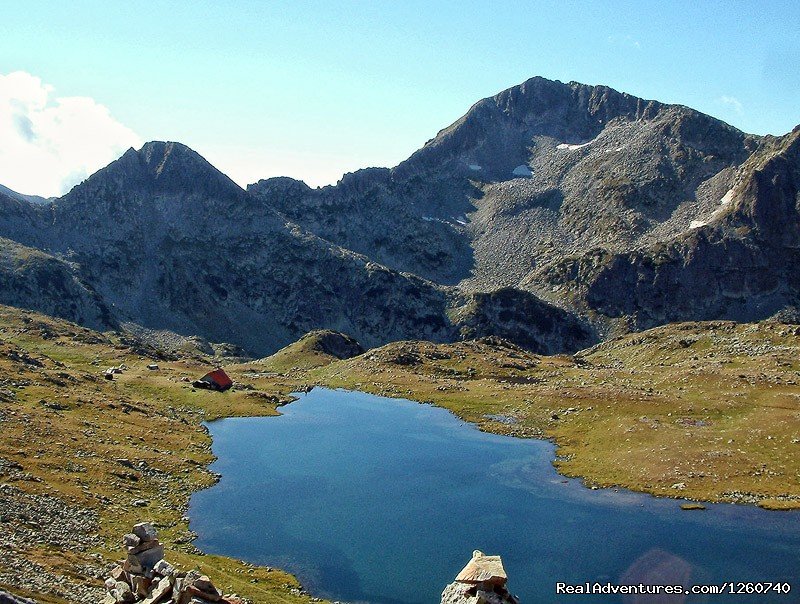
<box><xmin>0</xmin><ymin>306</ymin><xmax>319</xmax><ymax>603</ymax></box>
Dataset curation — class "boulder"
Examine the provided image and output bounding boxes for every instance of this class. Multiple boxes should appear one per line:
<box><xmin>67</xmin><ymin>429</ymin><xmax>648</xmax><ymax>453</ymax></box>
<box><xmin>131</xmin><ymin>576</ymin><xmax>153</xmax><ymax>599</ymax></box>
<box><xmin>124</xmin><ymin>554</ymin><xmax>144</xmax><ymax>575</ymax></box>
<box><xmin>123</xmin><ymin>533</ymin><xmax>141</xmax><ymax>547</ymax></box>
<box><xmin>184</xmin><ymin>575</ymin><xmax>222</xmax><ymax>602</ymax></box>
<box><xmin>132</xmin><ymin>522</ymin><xmax>158</xmax><ymax>541</ymax></box>
<box><xmin>442</xmin><ymin>582</ymin><xmax>518</xmax><ymax>604</ymax></box>
<box><xmin>153</xmin><ymin>559</ymin><xmax>175</xmax><ymax>577</ymax></box>
<box><xmin>110</xmin><ymin>580</ymin><xmax>135</xmax><ymax>603</ymax></box>
<box><xmin>455</xmin><ymin>551</ymin><xmax>507</xmax><ymax>586</ymax></box>
<box><xmin>175</xmin><ymin>572</ymin><xmax>223</xmax><ymax>604</ymax></box>
<box><xmin>442</xmin><ymin>551</ymin><xmax>518</xmax><ymax>604</ymax></box>
<box><xmin>134</xmin><ymin>543</ymin><xmax>165</xmax><ymax>572</ymax></box>
<box><xmin>110</xmin><ymin>565</ymin><xmax>129</xmax><ymax>583</ymax></box>
<box><xmin>190</xmin><ymin>577</ymin><xmax>215</xmax><ymax>593</ymax></box>
<box><xmin>141</xmin><ymin>575</ymin><xmax>174</xmax><ymax>604</ymax></box>
<box><xmin>128</xmin><ymin>539</ymin><xmax>161</xmax><ymax>555</ymax></box>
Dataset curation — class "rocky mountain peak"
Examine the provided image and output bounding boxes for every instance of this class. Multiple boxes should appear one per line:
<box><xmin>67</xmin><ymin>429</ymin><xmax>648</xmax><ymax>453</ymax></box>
<box><xmin>137</xmin><ymin>141</ymin><xmax>237</xmax><ymax>190</ymax></box>
<box><xmin>491</xmin><ymin>76</ymin><xmax>659</xmax><ymax>134</ymax></box>
<box><xmin>59</xmin><ymin>141</ymin><xmax>242</xmax><ymax>207</ymax></box>
<box><xmin>395</xmin><ymin>77</ymin><xmax>750</xmax><ymax>182</ymax></box>
<box><xmin>248</xmin><ymin>176</ymin><xmax>312</xmax><ymax>196</ymax></box>
<box><xmin>135</xmin><ymin>141</ymin><xmax>245</xmax><ymax>200</ymax></box>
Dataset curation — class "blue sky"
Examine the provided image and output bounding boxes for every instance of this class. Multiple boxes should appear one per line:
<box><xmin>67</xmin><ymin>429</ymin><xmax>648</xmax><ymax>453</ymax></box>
<box><xmin>1</xmin><ymin>0</ymin><xmax>798</xmax><ymax>195</ymax></box>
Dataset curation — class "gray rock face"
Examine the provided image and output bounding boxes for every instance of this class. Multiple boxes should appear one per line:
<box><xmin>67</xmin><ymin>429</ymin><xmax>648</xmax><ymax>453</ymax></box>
<box><xmin>0</xmin><ymin>142</ymin><xmax>456</xmax><ymax>356</ymax></box>
<box><xmin>454</xmin><ymin>288</ymin><xmax>594</xmax><ymax>354</ymax></box>
<box><xmin>0</xmin><ymin>80</ymin><xmax>797</xmax><ymax>354</ymax></box>
<box><xmin>248</xmin><ymin>167</ymin><xmax>475</xmax><ymax>286</ymax></box>
<box><xmin>530</xmin><ymin>126</ymin><xmax>800</xmax><ymax>335</ymax></box>
<box><xmin>300</xmin><ymin>330</ymin><xmax>366</xmax><ymax>359</ymax></box>
<box><xmin>441</xmin><ymin>582</ymin><xmax>517</xmax><ymax>604</ymax></box>
<box><xmin>132</xmin><ymin>522</ymin><xmax>158</xmax><ymax>542</ymax></box>
<box><xmin>0</xmin><ymin>237</ymin><xmax>114</xmax><ymax>330</ymax></box>
<box><xmin>246</xmin><ymin>78</ymin><xmax>798</xmax><ymax>347</ymax></box>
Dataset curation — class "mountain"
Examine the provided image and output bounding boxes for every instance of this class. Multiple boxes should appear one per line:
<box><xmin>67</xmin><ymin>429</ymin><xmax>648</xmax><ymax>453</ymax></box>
<box><xmin>530</xmin><ymin>125</ymin><xmax>800</xmax><ymax>332</ymax></box>
<box><xmin>0</xmin><ymin>183</ymin><xmax>53</xmax><ymax>205</ymax></box>
<box><xmin>251</xmin><ymin>78</ymin><xmax>756</xmax><ymax>295</ymax></box>
<box><xmin>0</xmin><ymin>78</ymin><xmax>797</xmax><ymax>355</ymax></box>
<box><xmin>31</xmin><ymin>142</ymin><xmax>457</xmax><ymax>355</ymax></box>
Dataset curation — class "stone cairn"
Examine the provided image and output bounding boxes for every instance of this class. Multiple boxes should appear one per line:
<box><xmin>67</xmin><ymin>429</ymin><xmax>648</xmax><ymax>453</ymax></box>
<box><xmin>441</xmin><ymin>550</ymin><xmax>519</xmax><ymax>604</ymax></box>
<box><xmin>101</xmin><ymin>522</ymin><xmax>242</xmax><ymax>604</ymax></box>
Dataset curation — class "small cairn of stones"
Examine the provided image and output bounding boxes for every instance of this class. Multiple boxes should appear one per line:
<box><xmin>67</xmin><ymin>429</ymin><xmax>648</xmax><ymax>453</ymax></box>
<box><xmin>441</xmin><ymin>550</ymin><xmax>519</xmax><ymax>604</ymax></box>
<box><xmin>102</xmin><ymin>522</ymin><xmax>242</xmax><ymax>604</ymax></box>
<box><xmin>104</xmin><ymin>364</ymin><xmax>127</xmax><ymax>381</ymax></box>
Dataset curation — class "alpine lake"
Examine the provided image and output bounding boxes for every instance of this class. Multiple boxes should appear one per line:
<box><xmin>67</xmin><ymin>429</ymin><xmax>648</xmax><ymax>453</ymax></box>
<box><xmin>189</xmin><ymin>388</ymin><xmax>800</xmax><ymax>603</ymax></box>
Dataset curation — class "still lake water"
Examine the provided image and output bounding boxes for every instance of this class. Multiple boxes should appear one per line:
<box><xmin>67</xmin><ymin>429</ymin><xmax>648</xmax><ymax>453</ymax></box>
<box><xmin>189</xmin><ymin>388</ymin><xmax>799</xmax><ymax>603</ymax></box>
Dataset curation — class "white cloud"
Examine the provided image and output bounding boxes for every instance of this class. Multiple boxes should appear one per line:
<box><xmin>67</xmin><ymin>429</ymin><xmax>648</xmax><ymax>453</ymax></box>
<box><xmin>0</xmin><ymin>71</ymin><xmax>141</xmax><ymax>197</ymax></box>
<box><xmin>720</xmin><ymin>95</ymin><xmax>743</xmax><ymax>114</ymax></box>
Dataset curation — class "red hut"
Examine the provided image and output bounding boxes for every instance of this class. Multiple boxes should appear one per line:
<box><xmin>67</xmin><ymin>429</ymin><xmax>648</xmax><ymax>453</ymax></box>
<box><xmin>193</xmin><ymin>368</ymin><xmax>233</xmax><ymax>392</ymax></box>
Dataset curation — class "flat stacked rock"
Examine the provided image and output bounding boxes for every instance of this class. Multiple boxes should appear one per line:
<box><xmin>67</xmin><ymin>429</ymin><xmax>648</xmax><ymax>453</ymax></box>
<box><xmin>441</xmin><ymin>551</ymin><xmax>519</xmax><ymax>604</ymax></box>
<box><xmin>101</xmin><ymin>523</ymin><xmax>242</xmax><ymax>604</ymax></box>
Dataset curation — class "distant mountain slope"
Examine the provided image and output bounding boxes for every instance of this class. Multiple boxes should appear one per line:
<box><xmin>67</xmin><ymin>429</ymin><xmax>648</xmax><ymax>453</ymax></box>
<box><xmin>453</xmin><ymin>287</ymin><xmax>594</xmax><ymax>354</ymax></box>
<box><xmin>0</xmin><ymin>79</ymin><xmax>797</xmax><ymax>354</ymax></box>
<box><xmin>529</xmin><ymin>126</ymin><xmax>800</xmax><ymax>334</ymax></box>
<box><xmin>0</xmin><ymin>191</ymin><xmax>48</xmax><ymax>248</ymax></box>
<box><xmin>0</xmin><ymin>237</ymin><xmax>114</xmax><ymax>329</ymax></box>
<box><xmin>0</xmin><ymin>183</ymin><xmax>52</xmax><ymax>205</ymax></box>
<box><xmin>248</xmin><ymin>168</ymin><xmax>475</xmax><ymax>285</ymax></box>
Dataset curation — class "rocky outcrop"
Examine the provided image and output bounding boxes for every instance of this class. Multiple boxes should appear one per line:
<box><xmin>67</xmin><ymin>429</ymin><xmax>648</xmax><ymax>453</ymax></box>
<box><xmin>0</xmin><ymin>238</ymin><xmax>115</xmax><ymax>331</ymax></box>
<box><xmin>300</xmin><ymin>330</ymin><xmax>365</xmax><ymax>359</ymax></box>
<box><xmin>11</xmin><ymin>142</ymin><xmax>457</xmax><ymax>356</ymax></box>
<box><xmin>248</xmin><ymin>169</ymin><xmax>475</xmax><ymax>286</ymax></box>
<box><xmin>101</xmin><ymin>523</ymin><xmax>241</xmax><ymax>604</ymax></box>
<box><xmin>454</xmin><ymin>288</ymin><xmax>595</xmax><ymax>354</ymax></box>
<box><xmin>247</xmin><ymin>78</ymin><xmax>794</xmax><ymax>346</ymax></box>
<box><xmin>441</xmin><ymin>551</ymin><xmax>518</xmax><ymax>604</ymax></box>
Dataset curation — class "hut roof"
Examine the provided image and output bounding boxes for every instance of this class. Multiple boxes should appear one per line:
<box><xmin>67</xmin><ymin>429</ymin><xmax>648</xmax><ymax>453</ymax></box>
<box><xmin>200</xmin><ymin>368</ymin><xmax>233</xmax><ymax>390</ymax></box>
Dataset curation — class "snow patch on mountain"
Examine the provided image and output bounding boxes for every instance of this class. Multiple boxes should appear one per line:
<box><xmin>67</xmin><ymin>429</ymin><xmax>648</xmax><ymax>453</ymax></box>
<box><xmin>557</xmin><ymin>141</ymin><xmax>592</xmax><ymax>151</ymax></box>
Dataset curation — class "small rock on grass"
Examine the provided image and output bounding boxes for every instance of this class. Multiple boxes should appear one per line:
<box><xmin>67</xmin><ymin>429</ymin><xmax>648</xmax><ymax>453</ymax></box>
<box><xmin>680</xmin><ymin>503</ymin><xmax>707</xmax><ymax>510</ymax></box>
